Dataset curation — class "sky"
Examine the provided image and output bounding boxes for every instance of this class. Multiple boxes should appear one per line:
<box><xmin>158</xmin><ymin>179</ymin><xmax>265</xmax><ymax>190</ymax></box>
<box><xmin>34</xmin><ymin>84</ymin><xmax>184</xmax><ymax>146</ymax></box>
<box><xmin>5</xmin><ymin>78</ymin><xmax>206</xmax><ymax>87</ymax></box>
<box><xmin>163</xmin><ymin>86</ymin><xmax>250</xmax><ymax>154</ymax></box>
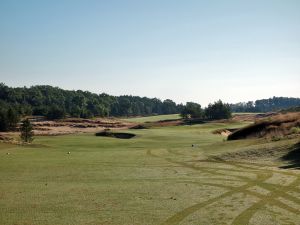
<box><xmin>0</xmin><ymin>0</ymin><xmax>299</xmax><ymax>106</ymax></box>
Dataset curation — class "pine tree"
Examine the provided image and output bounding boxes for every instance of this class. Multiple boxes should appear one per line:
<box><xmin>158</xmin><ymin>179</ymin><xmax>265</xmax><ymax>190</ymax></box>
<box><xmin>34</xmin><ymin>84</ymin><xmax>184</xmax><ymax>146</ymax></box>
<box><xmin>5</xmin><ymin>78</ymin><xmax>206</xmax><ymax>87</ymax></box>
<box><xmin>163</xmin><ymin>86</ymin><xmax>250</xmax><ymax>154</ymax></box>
<box><xmin>20</xmin><ymin>119</ymin><xmax>34</xmax><ymax>143</ymax></box>
<box><xmin>7</xmin><ymin>107</ymin><xmax>19</xmax><ymax>130</ymax></box>
<box><xmin>0</xmin><ymin>110</ymin><xmax>9</xmax><ymax>131</ymax></box>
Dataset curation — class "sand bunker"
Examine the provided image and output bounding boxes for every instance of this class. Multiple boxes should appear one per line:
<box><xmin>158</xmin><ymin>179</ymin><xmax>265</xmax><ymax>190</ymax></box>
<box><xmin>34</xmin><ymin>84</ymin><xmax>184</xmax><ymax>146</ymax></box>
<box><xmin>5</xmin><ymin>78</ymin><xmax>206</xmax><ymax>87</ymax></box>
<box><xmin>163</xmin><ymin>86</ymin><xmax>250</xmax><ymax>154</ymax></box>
<box><xmin>95</xmin><ymin>131</ymin><xmax>136</xmax><ymax>139</ymax></box>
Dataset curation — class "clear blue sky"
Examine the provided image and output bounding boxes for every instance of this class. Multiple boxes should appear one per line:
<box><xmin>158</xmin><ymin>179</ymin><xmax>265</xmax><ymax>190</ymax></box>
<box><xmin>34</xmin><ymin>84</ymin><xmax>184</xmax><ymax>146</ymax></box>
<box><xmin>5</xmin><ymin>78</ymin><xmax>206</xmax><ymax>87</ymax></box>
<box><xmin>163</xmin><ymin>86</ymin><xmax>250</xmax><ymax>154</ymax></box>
<box><xmin>0</xmin><ymin>0</ymin><xmax>299</xmax><ymax>105</ymax></box>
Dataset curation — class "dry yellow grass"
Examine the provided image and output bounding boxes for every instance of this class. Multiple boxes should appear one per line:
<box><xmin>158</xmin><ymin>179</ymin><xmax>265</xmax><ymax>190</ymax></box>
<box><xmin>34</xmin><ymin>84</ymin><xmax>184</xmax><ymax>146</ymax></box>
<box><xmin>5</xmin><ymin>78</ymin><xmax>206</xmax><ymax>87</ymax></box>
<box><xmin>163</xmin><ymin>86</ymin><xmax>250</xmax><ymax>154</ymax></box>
<box><xmin>228</xmin><ymin>112</ymin><xmax>300</xmax><ymax>140</ymax></box>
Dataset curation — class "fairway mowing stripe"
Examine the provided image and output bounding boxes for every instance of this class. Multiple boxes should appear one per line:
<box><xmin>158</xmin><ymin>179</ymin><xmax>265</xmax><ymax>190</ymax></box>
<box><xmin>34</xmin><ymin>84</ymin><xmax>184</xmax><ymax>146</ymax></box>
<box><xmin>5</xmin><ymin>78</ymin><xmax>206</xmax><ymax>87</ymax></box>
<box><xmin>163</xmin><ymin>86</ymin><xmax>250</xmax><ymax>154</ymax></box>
<box><xmin>159</xmin><ymin>183</ymin><xmax>258</xmax><ymax>225</ymax></box>
<box><xmin>148</xmin><ymin>150</ymin><xmax>272</xmax><ymax>225</ymax></box>
<box><xmin>192</xmin><ymin>182</ymin><xmax>300</xmax><ymax>223</ymax></box>
<box><xmin>197</xmin><ymin>159</ymin><xmax>300</xmax><ymax>221</ymax></box>
<box><xmin>167</xmin><ymin>149</ymin><xmax>275</xmax><ymax>176</ymax></box>
<box><xmin>166</xmin><ymin>148</ymin><xmax>300</xmax><ymax>186</ymax></box>
<box><xmin>160</xmin><ymin>172</ymin><xmax>299</xmax><ymax>225</ymax></box>
<box><xmin>167</xmin><ymin>149</ymin><xmax>300</xmax><ymax>178</ymax></box>
<box><xmin>168</xmin><ymin>154</ymin><xmax>300</xmax><ymax>209</ymax></box>
<box><xmin>222</xmin><ymin>160</ymin><xmax>300</xmax><ymax>177</ymax></box>
<box><xmin>147</xmin><ymin>149</ymin><xmax>300</xmax><ymax>225</ymax></box>
<box><xmin>162</xmin><ymin>149</ymin><xmax>300</xmax><ymax>198</ymax></box>
<box><xmin>231</xmin><ymin>178</ymin><xmax>300</xmax><ymax>225</ymax></box>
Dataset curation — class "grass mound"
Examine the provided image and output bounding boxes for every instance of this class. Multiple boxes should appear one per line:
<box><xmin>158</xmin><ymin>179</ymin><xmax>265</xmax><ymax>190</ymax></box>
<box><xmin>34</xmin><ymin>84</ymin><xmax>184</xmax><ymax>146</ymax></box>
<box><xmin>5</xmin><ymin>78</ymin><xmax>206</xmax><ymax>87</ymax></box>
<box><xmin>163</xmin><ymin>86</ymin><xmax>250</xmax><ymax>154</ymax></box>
<box><xmin>228</xmin><ymin>112</ymin><xmax>300</xmax><ymax>140</ymax></box>
<box><xmin>95</xmin><ymin>131</ymin><xmax>136</xmax><ymax>139</ymax></box>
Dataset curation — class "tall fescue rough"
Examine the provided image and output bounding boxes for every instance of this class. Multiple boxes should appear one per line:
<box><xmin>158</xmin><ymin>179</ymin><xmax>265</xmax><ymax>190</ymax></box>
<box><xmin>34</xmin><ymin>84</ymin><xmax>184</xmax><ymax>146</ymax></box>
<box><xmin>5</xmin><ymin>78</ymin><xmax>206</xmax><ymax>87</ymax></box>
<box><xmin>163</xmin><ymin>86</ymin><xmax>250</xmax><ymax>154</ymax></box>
<box><xmin>228</xmin><ymin>112</ymin><xmax>300</xmax><ymax>140</ymax></box>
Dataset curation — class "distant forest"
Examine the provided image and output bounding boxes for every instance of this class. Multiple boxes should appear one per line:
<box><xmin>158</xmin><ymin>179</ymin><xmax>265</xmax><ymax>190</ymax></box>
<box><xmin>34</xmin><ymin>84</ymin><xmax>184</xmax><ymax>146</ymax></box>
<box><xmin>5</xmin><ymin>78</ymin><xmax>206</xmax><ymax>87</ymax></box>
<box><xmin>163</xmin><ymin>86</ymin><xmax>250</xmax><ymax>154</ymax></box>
<box><xmin>0</xmin><ymin>83</ymin><xmax>182</xmax><ymax>118</ymax></box>
<box><xmin>0</xmin><ymin>83</ymin><xmax>299</xmax><ymax>120</ymax></box>
<box><xmin>230</xmin><ymin>97</ymin><xmax>300</xmax><ymax>113</ymax></box>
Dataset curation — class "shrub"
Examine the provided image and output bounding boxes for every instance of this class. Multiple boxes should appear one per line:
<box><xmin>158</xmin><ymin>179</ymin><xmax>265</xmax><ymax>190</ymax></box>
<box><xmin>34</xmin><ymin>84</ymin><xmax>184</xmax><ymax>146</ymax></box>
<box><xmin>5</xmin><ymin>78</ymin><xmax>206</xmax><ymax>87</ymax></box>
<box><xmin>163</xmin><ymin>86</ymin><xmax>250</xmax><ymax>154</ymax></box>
<box><xmin>290</xmin><ymin>126</ymin><xmax>300</xmax><ymax>134</ymax></box>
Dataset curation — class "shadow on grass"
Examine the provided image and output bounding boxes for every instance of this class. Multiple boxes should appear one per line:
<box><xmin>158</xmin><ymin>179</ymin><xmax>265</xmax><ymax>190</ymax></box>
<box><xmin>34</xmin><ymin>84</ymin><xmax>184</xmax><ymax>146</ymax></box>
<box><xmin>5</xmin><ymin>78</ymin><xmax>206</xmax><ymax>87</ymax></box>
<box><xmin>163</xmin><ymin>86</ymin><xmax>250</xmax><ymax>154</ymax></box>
<box><xmin>280</xmin><ymin>142</ymin><xmax>300</xmax><ymax>169</ymax></box>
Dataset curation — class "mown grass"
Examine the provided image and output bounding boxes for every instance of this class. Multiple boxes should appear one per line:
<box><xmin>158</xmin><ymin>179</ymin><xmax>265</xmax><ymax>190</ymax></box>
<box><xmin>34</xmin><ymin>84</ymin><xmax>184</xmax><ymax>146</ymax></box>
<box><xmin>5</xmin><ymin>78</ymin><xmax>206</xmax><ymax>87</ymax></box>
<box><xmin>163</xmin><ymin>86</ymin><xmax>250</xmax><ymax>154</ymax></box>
<box><xmin>0</xmin><ymin>122</ymin><xmax>300</xmax><ymax>225</ymax></box>
<box><xmin>121</xmin><ymin>114</ymin><xmax>180</xmax><ymax>123</ymax></box>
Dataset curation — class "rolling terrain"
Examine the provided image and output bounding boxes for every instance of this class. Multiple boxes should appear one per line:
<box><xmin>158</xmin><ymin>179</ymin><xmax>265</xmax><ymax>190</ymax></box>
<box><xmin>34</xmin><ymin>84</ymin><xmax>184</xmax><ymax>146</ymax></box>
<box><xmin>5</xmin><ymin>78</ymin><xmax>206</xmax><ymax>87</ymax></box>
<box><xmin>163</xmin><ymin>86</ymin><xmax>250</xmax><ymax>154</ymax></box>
<box><xmin>0</xmin><ymin>118</ymin><xmax>300</xmax><ymax>225</ymax></box>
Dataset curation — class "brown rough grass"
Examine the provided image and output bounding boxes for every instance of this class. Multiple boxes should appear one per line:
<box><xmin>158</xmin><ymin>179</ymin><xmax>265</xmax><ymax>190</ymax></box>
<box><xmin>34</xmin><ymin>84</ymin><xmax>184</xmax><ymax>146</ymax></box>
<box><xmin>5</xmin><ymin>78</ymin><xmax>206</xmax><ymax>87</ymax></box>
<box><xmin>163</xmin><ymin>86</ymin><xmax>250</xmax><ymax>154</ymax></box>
<box><xmin>228</xmin><ymin>112</ymin><xmax>300</xmax><ymax>140</ymax></box>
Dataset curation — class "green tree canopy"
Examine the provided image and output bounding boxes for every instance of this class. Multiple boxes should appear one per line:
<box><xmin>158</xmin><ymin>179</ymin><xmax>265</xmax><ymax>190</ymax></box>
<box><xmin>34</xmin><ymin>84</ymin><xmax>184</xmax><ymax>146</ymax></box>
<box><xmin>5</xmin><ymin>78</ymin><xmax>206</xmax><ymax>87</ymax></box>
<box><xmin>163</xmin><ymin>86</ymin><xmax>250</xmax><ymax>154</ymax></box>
<box><xmin>180</xmin><ymin>102</ymin><xmax>203</xmax><ymax>119</ymax></box>
<box><xmin>205</xmin><ymin>100</ymin><xmax>232</xmax><ymax>120</ymax></box>
<box><xmin>0</xmin><ymin>83</ymin><xmax>182</xmax><ymax>118</ymax></box>
<box><xmin>20</xmin><ymin>119</ymin><xmax>34</xmax><ymax>143</ymax></box>
<box><xmin>0</xmin><ymin>107</ymin><xmax>20</xmax><ymax>131</ymax></box>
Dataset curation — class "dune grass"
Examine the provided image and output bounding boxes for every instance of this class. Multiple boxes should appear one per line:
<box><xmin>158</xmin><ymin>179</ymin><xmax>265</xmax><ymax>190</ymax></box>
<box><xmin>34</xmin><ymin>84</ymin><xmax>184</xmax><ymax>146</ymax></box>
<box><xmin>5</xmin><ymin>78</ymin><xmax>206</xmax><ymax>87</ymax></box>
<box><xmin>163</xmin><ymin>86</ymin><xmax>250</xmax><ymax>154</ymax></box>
<box><xmin>0</xmin><ymin>122</ymin><xmax>300</xmax><ymax>225</ymax></box>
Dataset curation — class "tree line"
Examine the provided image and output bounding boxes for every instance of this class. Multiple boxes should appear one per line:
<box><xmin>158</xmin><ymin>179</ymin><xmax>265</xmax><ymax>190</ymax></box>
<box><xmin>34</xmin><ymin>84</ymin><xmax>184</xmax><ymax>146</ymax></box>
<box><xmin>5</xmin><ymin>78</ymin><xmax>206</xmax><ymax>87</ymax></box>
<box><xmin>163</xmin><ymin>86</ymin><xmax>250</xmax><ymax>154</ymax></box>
<box><xmin>0</xmin><ymin>83</ymin><xmax>182</xmax><ymax>121</ymax></box>
<box><xmin>2</xmin><ymin>83</ymin><xmax>298</xmax><ymax>133</ymax></box>
<box><xmin>230</xmin><ymin>97</ymin><xmax>300</xmax><ymax>113</ymax></box>
<box><xmin>180</xmin><ymin>100</ymin><xmax>231</xmax><ymax>120</ymax></box>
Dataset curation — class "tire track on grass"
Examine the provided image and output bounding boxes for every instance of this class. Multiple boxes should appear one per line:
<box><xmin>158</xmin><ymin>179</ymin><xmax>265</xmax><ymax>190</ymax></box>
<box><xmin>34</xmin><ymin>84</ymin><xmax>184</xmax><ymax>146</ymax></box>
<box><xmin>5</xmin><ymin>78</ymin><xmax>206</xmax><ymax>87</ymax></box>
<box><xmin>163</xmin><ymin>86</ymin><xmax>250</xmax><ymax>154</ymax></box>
<box><xmin>183</xmin><ymin>181</ymin><xmax>300</xmax><ymax>214</ymax></box>
<box><xmin>147</xmin><ymin>150</ymin><xmax>272</xmax><ymax>224</ymax></box>
<box><xmin>169</xmin><ymin>149</ymin><xmax>300</xmax><ymax>205</ymax></box>
<box><xmin>231</xmin><ymin>178</ymin><xmax>300</xmax><ymax>225</ymax></box>
<box><xmin>159</xmin><ymin>182</ymin><xmax>269</xmax><ymax>225</ymax></box>
<box><xmin>147</xmin><ymin>149</ymin><xmax>300</xmax><ymax>225</ymax></box>
<box><xmin>166</xmin><ymin>148</ymin><xmax>300</xmax><ymax>207</ymax></box>
<box><xmin>170</xmin><ymin>149</ymin><xmax>300</xmax><ymax>224</ymax></box>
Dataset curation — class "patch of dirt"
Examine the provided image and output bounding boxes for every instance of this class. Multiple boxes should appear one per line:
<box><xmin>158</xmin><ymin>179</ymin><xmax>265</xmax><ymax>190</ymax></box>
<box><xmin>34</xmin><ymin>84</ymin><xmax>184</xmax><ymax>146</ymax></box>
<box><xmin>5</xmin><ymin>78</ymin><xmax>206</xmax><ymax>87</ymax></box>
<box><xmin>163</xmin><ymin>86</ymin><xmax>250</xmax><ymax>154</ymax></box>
<box><xmin>31</xmin><ymin>117</ymin><xmax>133</xmax><ymax>136</ymax></box>
<box><xmin>95</xmin><ymin>131</ymin><xmax>136</xmax><ymax>139</ymax></box>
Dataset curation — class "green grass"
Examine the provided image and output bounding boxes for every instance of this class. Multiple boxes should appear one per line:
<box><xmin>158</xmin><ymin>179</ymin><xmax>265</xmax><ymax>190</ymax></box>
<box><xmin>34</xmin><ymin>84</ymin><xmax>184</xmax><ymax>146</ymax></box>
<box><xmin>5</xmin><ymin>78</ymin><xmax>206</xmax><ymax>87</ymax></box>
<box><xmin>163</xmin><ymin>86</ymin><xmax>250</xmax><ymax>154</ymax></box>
<box><xmin>0</xmin><ymin>122</ymin><xmax>300</xmax><ymax>225</ymax></box>
<box><xmin>121</xmin><ymin>114</ymin><xmax>180</xmax><ymax>123</ymax></box>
